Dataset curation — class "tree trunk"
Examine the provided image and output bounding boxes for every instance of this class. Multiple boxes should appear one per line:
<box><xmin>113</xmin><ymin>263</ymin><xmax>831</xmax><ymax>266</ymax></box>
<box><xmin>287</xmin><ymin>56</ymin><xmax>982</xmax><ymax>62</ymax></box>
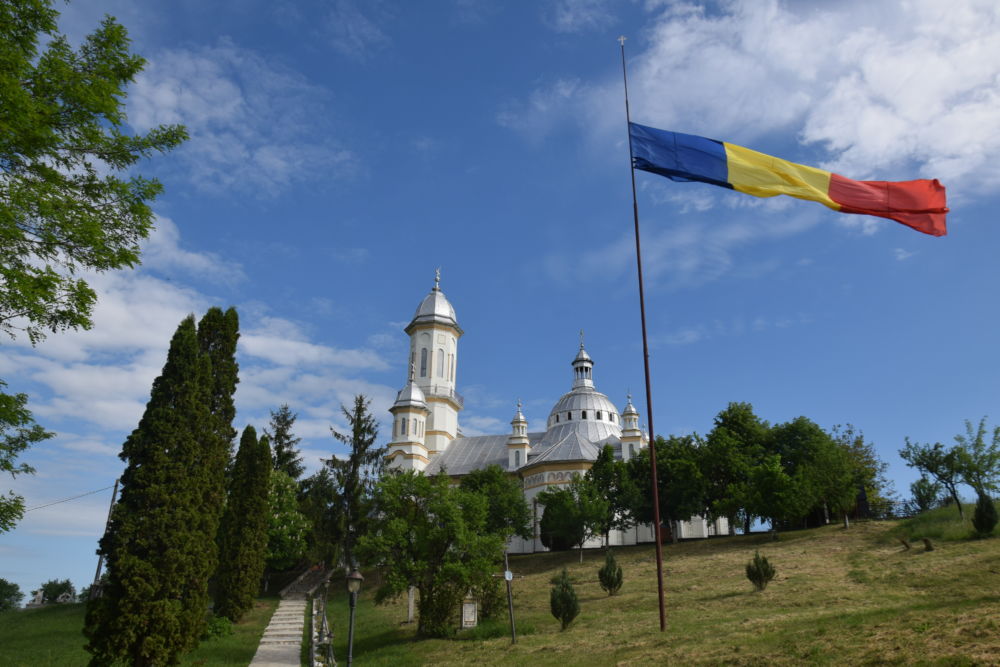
<box><xmin>842</xmin><ymin>512</ymin><xmax>850</xmax><ymax>529</ymax></box>
<box><xmin>579</xmin><ymin>543</ymin><xmax>584</xmax><ymax>564</ymax></box>
<box><xmin>743</xmin><ymin>514</ymin><xmax>751</xmax><ymax>535</ymax></box>
<box><xmin>948</xmin><ymin>487</ymin><xmax>965</xmax><ymax>520</ymax></box>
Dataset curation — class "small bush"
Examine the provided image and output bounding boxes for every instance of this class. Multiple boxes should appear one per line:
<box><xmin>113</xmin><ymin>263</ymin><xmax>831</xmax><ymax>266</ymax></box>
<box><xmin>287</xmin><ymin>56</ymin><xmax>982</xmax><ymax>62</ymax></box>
<box><xmin>598</xmin><ymin>550</ymin><xmax>623</xmax><ymax>596</ymax></box>
<box><xmin>201</xmin><ymin>614</ymin><xmax>234</xmax><ymax>640</ymax></box>
<box><xmin>745</xmin><ymin>551</ymin><xmax>776</xmax><ymax>592</ymax></box>
<box><xmin>972</xmin><ymin>493</ymin><xmax>998</xmax><ymax>537</ymax></box>
<box><xmin>549</xmin><ymin>568</ymin><xmax>579</xmax><ymax>630</ymax></box>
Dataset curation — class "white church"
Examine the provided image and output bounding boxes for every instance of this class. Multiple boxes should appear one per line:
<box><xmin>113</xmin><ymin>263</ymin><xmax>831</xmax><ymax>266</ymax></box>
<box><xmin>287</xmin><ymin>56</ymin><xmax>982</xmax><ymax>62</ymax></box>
<box><xmin>385</xmin><ymin>274</ymin><xmax>727</xmax><ymax>553</ymax></box>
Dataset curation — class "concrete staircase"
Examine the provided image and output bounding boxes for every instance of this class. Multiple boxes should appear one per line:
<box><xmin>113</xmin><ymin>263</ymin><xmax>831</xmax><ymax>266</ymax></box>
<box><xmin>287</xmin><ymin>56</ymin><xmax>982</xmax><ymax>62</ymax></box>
<box><xmin>250</xmin><ymin>568</ymin><xmax>332</xmax><ymax>666</ymax></box>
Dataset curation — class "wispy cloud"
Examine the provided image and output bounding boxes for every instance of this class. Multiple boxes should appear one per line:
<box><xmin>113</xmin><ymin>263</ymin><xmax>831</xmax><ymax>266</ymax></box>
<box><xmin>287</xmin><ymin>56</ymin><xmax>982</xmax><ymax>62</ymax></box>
<box><xmin>323</xmin><ymin>0</ymin><xmax>391</xmax><ymax>60</ymax></box>
<box><xmin>543</xmin><ymin>0</ymin><xmax>616</xmax><ymax>33</ymax></box>
<box><xmin>129</xmin><ymin>39</ymin><xmax>355</xmax><ymax>196</ymax></box>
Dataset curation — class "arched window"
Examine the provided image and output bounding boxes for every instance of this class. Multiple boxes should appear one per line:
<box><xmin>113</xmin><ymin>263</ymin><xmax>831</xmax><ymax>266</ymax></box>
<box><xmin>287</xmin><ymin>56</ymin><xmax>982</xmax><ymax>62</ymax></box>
<box><xmin>402</xmin><ymin>418</ymin><xmax>408</xmax><ymax>436</ymax></box>
<box><xmin>514</xmin><ymin>450</ymin><xmax>521</xmax><ymax>467</ymax></box>
<box><xmin>566</xmin><ymin>412</ymin><xmax>572</xmax><ymax>420</ymax></box>
<box><xmin>437</xmin><ymin>348</ymin><xmax>444</xmax><ymax>377</ymax></box>
<box><xmin>449</xmin><ymin>354</ymin><xmax>454</xmax><ymax>381</ymax></box>
<box><xmin>420</xmin><ymin>348</ymin><xmax>428</xmax><ymax>377</ymax></box>
<box><xmin>582</xmin><ymin>410</ymin><xmax>588</xmax><ymax>419</ymax></box>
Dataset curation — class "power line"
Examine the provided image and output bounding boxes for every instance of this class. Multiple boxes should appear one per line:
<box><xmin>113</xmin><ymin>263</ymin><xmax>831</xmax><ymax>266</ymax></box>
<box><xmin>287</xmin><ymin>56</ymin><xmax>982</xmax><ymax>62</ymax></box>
<box><xmin>24</xmin><ymin>485</ymin><xmax>115</xmax><ymax>512</ymax></box>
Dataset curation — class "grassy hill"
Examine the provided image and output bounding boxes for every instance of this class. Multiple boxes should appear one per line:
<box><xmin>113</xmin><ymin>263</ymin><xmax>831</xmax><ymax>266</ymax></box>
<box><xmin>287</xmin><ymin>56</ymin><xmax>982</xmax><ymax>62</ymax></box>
<box><xmin>326</xmin><ymin>520</ymin><xmax>1000</xmax><ymax>665</ymax></box>
<box><xmin>2</xmin><ymin>518</ymin><xmax>997</xmax><ymax>665</ymax></box>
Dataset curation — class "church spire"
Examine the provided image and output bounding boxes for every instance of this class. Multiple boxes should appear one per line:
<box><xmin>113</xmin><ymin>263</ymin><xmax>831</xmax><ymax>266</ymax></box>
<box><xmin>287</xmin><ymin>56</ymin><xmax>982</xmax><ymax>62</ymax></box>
<box><xmin>571</xmin><ymin>334</ymin><xmax>594</xmax><ymax>389</ymax></box>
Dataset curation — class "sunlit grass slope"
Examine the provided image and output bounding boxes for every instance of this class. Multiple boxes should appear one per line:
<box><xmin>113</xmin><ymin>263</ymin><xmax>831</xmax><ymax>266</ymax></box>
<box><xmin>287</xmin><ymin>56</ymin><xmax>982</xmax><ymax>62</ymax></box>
<box><xmin>327</xmin><ymin>522</ymin><xmax>1000</xmax><ymax>665</ymax></box>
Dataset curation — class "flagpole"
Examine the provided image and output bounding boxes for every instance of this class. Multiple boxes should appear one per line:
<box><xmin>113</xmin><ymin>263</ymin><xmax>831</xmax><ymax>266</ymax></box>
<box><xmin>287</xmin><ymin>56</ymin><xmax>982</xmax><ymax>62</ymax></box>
<box><xmin>619</xmin><ymin>36</ymin><xmax>667</xmax><ymax>632</ymax></box>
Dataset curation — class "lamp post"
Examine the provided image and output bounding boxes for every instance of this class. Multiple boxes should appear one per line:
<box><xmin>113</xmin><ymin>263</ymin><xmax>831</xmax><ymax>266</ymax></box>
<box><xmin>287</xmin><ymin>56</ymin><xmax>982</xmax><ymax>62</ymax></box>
<box><xmin>346</xmin><ymin>570</ymin><xmax>363</xmax><ymax>667</ymax></box>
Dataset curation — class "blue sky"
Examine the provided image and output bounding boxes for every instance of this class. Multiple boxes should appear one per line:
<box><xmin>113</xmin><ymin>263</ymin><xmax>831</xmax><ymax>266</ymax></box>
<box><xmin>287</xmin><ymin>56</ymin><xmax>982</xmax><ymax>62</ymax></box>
<box><xmin>4</xmin><ymin>0</ymin><xmax>1000</xmax><ymax>598</ymax></box>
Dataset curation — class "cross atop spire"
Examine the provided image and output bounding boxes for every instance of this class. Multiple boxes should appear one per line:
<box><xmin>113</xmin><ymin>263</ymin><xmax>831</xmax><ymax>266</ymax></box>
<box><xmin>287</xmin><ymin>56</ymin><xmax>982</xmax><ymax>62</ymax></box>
<box><xmin>579</xmin><ymin>328</ymin><xmax>585</xmax><ymax>349</ymax></box>
<box><xmin>434</xmin><ymin>267</ymin><xmax>441</xmax><ymax>291</ymax></box>
<box><xmin>617</xmin><ymin>35</ymin><xmax>627</xmax><ymax>47</ymax></box>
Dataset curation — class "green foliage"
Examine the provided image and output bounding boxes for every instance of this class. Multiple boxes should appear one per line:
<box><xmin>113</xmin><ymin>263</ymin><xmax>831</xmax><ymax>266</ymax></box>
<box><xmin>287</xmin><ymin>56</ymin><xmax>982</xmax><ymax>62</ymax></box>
<box><xmin>0</xmin><ymin>577</ymin><xmax>24</xmax><ymax>611</ymax></box>
<box><xmin>702</xmin><ymin>402</ymin><xmax>769</xmax><ymax>529</ymax></box>
<box><xmin>297</xmin><ymin>466</ymin><xmax>343</xmax><ymax>565</ymax></box>
<box><xmin>549</xmin><ymin>568</ymin><xmax>579</xmax><ymax>630</ymax></box>
<box><xmin>84</xmin><ymin>315</ymin><xmax>217</xmax><ymax>665</ymax></box>
<box><xmin>34</xmin><ymin>578</ymin><xmax>75</xmax><ymax>603</ymax></box>
<box><xmin>266</xmin><ymin>470</ymin><xmax>310</xmax><ymax>571</ymax></box>
<box><xmin>458</xmin><ymin>617</ymin><xmax>536</xmax><ymax>640</ymax></box>
<box><xmin>910</xmin><ymin>475</ymin><xmax>943</xmax><ymax>512</ymax></box>
<box><xmin>954</xmin><ymin>417</ymin><xmax>1000</xmax><ymax>496</ymax></box>
<box><xmin>459</xmin><ymin>464</ymin><xmax>532</xmax><ymax>541</ymax></box>
<box><xmin>201</xmin><ymin>614</ymin><xmax>234</xmax><ymax>640</ymax></box>
<box><xmin>627</xmin><ymin>435</ymin><xmax>707</xmax><ymax>540</ymax></box>
<box><xmin>745</xmin><ymin>551</ymin><xmax>776</xmax><ymax>591</ymax></box>
<box><xmin>474</xmin><ymin>575</ymin><xmax>505</xmax><ymax>621</ymax></box>
<box><xmin>266</xmin><ymin>404</ymin><xmax>304</xmax><ymax>480</ymax></box>
<box><xmin>0</xmin><ymin>0</ymin><xmax>186</xmax><ymax>344</ymax></box>
<box><xmin>0</xmin><ymin>380</ymin><xmax>52</xmax><ymax>532</ymax></box>
<box><xmin>328</xmin><ymin>395</ymin><xmax>384</xmax><ymax>569</ymax></box>
<box><xmin>972</xmin><ymin>493</ymin><xmax>998</xmax><ymax>538</ymax></box>
<box><xmin>598</xmin><ymin>549</ymin><xmax>623</xmax><ymax>596</ymax></box>
<box><xmin>538</xmin><ymin>476</ymin><xmax>607</xmax><ymax>559</ymax></box>
<box><xmin>901</xmin><ymin>438</ymin><xmax>967</xmax><ymax>519</ymax></box>
<box><xmin>586</xmin><ymin>445</ymin><xmax>638</xmax><ymax>544</ymax></box>
<box><xmin>357</xmin><ymin>471</ymin><xmax>505</xmax><ymax>638</ymax></box>
<box><xmin>215</xmin><ymin>427</ymin><xmax>272</xmax><ymax>622</ymax></box>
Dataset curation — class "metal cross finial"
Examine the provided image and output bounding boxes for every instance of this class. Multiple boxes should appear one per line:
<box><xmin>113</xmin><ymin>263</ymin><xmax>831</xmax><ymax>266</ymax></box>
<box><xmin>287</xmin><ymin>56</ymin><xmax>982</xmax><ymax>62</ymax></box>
<box><xmin>579</xmin><ymin>329</ymin><xmax>585</xmax><ymax>349</ymax></box>
<box><xmin>434</xmin><ymin>267</ymin><xmax>441</xmax><ymax>290</ymax></box>
<box><xmin>516</xmin><ymin>398</ymin><xmax>522</xmax><ymax>411</ymax></box>
<box><xmin>618</xmin><ymin>35</ymin><xmax>626</xmax><ymax>47</ymax></box>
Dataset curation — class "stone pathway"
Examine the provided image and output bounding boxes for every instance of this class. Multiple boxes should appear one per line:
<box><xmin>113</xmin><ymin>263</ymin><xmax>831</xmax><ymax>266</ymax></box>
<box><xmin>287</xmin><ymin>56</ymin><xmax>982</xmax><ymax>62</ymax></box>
<box><xmin>250</xmin><ymin>568</ymin><xmax>332</xmax><ymax>667</ymax></box>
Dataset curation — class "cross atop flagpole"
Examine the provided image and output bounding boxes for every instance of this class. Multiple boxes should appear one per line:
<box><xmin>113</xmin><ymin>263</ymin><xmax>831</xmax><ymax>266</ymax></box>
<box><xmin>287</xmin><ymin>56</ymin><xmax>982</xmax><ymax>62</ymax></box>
<box><xmin>619</xmin><ymin>35</ymin><xmax>668</xmax><ymax>633</ymax></box>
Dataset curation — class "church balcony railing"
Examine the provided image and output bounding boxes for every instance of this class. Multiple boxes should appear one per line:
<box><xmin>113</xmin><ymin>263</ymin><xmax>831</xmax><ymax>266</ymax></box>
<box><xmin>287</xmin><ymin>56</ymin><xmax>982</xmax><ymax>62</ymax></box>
<box><xmin>425</xmin><ymin>385</ymin><xmax>464</xmax><ymax>408</ymax></box>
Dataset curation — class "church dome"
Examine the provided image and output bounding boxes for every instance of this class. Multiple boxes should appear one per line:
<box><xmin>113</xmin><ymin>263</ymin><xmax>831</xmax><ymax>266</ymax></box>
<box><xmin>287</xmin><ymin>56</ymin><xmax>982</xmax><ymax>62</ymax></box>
<box><xmin>538</xmin><ymin>342</ymin><xmax>622</xmax><ymax>445</ymax></box>
<box><xmin>405</xmin><ymin>270</ymin><xmax>462</xmax><ymax>333</ymax></box>
<box><xmin>393</xmin><ymin>380</ymin><xmax>427</xmax><ymax>409</ymax></box>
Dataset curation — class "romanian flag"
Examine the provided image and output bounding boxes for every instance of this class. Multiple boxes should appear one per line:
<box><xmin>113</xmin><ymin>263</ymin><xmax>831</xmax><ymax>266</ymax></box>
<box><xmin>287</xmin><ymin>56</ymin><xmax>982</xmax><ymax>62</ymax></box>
<box><xmin>629</xmin><ymin>122</ymin><xmax>948</xmax><ymax>236</ymax></box>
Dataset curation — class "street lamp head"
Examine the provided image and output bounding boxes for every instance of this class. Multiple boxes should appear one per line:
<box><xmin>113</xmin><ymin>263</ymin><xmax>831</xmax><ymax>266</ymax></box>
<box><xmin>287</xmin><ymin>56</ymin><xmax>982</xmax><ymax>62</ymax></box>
<box><xmin>347</xmin><ymin>569</ymin><xmax>364</xmax><ymax>594</ymax></box>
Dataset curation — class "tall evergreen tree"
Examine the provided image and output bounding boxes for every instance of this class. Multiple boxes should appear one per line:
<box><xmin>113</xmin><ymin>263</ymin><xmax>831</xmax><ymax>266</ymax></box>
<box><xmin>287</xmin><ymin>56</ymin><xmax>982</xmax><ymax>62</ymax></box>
<box><xmin>327</xmin><ymin>395</ymin><xmax>383</xmax><ymax>569</ymax></box>
<box><xmin>84</xmin><ymin>316</ymin><xmax>213</xmax><ymax>666</ymax></box>
<box><xmin>215</xmin><ymin>427</ymin><xmax>271</xmax><ymax>622</ymax></box>
<box><xmin>266</xmin><ymin>404</ymin><xmax>304</xmax><ymax>479</ymax></box>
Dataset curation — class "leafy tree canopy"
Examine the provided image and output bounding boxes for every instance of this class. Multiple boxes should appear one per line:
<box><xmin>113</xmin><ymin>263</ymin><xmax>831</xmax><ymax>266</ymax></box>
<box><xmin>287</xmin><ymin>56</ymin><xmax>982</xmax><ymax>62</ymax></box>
<box><xmin>1</xmin><ymin>380</ymin><xmax>52</xmax><ymax>532</ymax></box>
<box><xmin>459</xmin><ymin>464</ymin><xmax>532</xmax><ymax>541</ymax></box>
<box><xmin>0</xmin><ymin>577</ymin><xmax>24</xmax><ymax>611</ymax></box>
<box><xmin>266</xmin><ymin>470</ymin><xmax>309</xmax><ymax>571</ymax></box>
<box><xmin>33</xmin><ymin>578</ymin><xmax>74</xmax><ymax>603</ymax></box>
<box><xmin>266</xmin><ymin>404</ymin><xmax>304</xmax><ymax>480</ymax></box>
<box><xmin>538</xmin><ymin>475</ymin><xmax>607</xmax><ymax>561</ymax></box>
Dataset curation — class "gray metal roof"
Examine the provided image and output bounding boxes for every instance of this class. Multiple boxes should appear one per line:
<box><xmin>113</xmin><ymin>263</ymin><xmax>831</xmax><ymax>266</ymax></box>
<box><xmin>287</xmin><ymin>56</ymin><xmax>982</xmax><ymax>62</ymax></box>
<box><xmin>425</xmin><ymin>432</ymin><xmax>546</xmax><ymax>476</ymax></box>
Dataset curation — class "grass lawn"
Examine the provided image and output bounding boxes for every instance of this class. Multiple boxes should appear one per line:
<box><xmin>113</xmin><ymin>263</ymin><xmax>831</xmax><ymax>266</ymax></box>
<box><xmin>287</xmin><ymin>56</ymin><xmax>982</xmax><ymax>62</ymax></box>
<box><xmin>0</xmin><ymin>596</ymin><xmax>279</xmax><ymax>667</ymax></box>
<box><xmin>325</xmin><ymin>521</ymin><xmax>1000</xmax><ymax>665</ymax></box>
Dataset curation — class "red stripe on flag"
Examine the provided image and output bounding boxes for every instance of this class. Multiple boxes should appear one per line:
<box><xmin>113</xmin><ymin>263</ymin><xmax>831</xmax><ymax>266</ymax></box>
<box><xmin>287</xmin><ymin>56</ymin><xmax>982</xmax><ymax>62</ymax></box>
<box><xmin>829</xmin><ymin>174</ymin><xmax>948</xmax><ymax>236</ymax></box>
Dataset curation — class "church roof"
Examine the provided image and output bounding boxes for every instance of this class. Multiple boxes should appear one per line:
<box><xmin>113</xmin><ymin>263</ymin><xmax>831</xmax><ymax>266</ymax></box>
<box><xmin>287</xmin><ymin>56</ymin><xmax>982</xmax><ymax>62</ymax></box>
<box><xmin>528</xmin><ymin>430</ymin><xmax>600</xmax><ymax>465</ymax></box>
<box><xmin>405</xmin><ymin>272</ymin><xmax>461</xmax><ymax>334</ymax></box>
<box><xmin>425</xmin><ymin>432</ymin><xmax>545</xmax><ymax>476</ymax></box>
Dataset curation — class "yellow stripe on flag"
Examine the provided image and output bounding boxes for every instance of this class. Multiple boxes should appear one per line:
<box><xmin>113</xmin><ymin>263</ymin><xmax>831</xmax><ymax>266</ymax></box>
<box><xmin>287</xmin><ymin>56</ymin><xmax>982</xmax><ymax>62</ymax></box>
<box><xmin>724</xmin><ymin>143</ymin><xmax>840</xmax><ymax>211</ymax></box>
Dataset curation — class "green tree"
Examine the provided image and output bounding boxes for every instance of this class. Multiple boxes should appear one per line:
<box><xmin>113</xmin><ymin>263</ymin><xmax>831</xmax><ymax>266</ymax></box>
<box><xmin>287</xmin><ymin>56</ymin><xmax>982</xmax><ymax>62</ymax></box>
<box><xmin>266</xmin><ymin>404</ymin><xmax>304</xmax><ymax>480</ymax></box>
<box><xmin>0</xmin><ymin>577</ymin><xmax>23</xmax><ymax>611</ymax></box>
<box><xmin>215</xmin><ymin>426</ymin><xmax>271</xmax><ymax>622</ymax></box>
<box><xmin>459</xmin><ymin>464</ymin><xmax>531</xmax><ymax>541</ymax></box>
<box><xmin>597</xmin><ymin>549</ymin><xmax>623</xmax><ymax>596</ymax></box>
<box><xmin>549</xmin><ymin>568</ymin><xmax>579</xmax><ymax>630</ymax></box>
<box><xmin>196</xmin><ymin>307</ymin><xmax>240</xmax><ymax>467</ymax></box>
<box><xmin>745</xmin><ymin>551</ymin><xmax>776</xmax><ymax>591</ymax></box>
<box><xmin>34</xmin><ymin>578</ymin><xmax>74</xmax><ymax>603</ymax></box>
<box><xmin>266</xmin><ymin>470</ymin><xmax>309</xmax><ymax>571</ymax></box>
<box><xmin>972</xmin><ymin>493</ymin><xmax>997</xmax><ymax>538</ymax></box>
<box><xmin>357</xmin><ymin>471</ymin><xmax>504</xmax><ymax>638</ymax></box>
<box><xmin>1</xmin><ymin>381</ymin><xmax>52</xmax><ymax>532</ymax></box>
<box><xmin>84</xmin><ymin>316</ymin><xmax>214</xmax><ymax>666</ymax></box>
<box><xmin>954</xmin><ymin>417</ymin><xmax>1000</xmax><ymax>497</ymax></box>
<box><xmin>910</xmin><ymin>475</ymin><xmax>943</xmax><ymax>513</ymax></box>
<box><xmin>0</xmin><ymin>0</ymin><xmax>186</xmax><ymax>344</ymax></box>
<box><xmin>297</xmin><ymin>466</ymin><xmax>344</xmax><ymax>565</ymax></box>
<box><xmin>831</xmin><ymin>424</ymin><xmax>893</xmax><ymax>518</ymax></box>
<box><xmin>702</xmin><ymin>403</ymin><xmax>769</xmax><ymax>533</ymax></box>
<box><xmin>900</xmin><ymin>439</ymin><xmax>966</xmax><ymax>519</ymax></box>
<box><xmin>538</xmin><ymin>475</ymin><xmax>607</xmax><ymax>563</ymax></box>
<box><xmin>327</xmin><ymin>395</ymin><xmax>383</xmax><ymax>569</ymax></box>
<box><xmin>627</xmin><ymin>435</ymin><xmax>708</xmax><ymax>543</ymax></box>
<box><xmin>585</xmin><ymin>445</ymin><xmax>638</xmax><ymax>545</ymax></box>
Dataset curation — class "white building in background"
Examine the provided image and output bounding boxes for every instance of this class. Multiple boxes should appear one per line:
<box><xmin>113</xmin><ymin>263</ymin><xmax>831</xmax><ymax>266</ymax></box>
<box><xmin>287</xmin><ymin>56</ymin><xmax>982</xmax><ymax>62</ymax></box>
<box><xmin>385</xmin><ymin>273</ymin><xmax>727</xmax><ymax>552</ymax></box>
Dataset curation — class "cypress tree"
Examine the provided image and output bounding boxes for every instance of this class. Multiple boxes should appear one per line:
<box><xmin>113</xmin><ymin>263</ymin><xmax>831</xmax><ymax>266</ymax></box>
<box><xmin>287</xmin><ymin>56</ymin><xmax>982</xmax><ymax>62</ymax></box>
<box><xmin>215</xmin><ymin>427</ymin><xmax>272</xmax><ymax>621</ymax></box>
<box><xmin>266</xmin><ymin>404</ymin><xmax>304</xmax><ymax>479</ymax></box>
<box><xmin>84</xmin><ymin>316</ymin><xmax>212</xmax><ymax>666</ymax></box>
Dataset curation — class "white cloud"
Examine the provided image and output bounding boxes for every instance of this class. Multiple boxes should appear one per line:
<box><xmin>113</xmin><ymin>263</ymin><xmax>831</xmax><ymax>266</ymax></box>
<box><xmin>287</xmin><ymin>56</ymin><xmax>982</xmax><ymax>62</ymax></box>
<box><xmin>323</xmin><ymin>0</ymin><xmax>390</xmax><ymax>59</ymax></box>
<box><xmin>129</xmin><ymin>40</ymin><xmax>355</xmax><ymax>196</ymax></box>
<box><xmin>142</xmin><ymin>216</ymin><xmax>245</xmax><ymax>284</ymax></box>
<box><xmin>544</xmin><ymin>0</ymin><xmax>616</xmax><ymax>33</ymax></box>
<box><xmin>893</xmin><ymin>248</ymin><xmax>916</xmax><ymax>261</ymax></box>
<box><xmin>506</xmin><ymin>0</ymin><xmax>1000</xmax><ymax>196</ymax></box>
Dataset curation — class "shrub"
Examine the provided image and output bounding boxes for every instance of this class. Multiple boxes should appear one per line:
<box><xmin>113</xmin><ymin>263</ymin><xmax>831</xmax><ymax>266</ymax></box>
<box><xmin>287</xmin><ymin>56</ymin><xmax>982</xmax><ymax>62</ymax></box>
<box><xmin>972</xmin><ymin>493</ymin><xmax>998</xmax><ymax>537</ymax></box>
<box><xmin>201</xmin><ymin>614</ymin><xmax>234</xmax><ymax>640</ymax></box>
<box><xmin>745</xmin><ymin>551</ymin><xmax>776</xmax><ymax>591</ymax></box>
<box><xmin>598</xmin><ymin>550</ymin><xmax>623</xmax><ymax>596</ymax></box>
<box><xmin>549</xmin><ymin>568</ymin><xmax>579</xmax><ymax>630</ymax></box>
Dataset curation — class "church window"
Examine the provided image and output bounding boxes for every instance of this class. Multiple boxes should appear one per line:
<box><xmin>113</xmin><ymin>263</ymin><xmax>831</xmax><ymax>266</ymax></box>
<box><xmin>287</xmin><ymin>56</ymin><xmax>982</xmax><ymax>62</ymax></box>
<box><xmin>402</xmin><ymin>418</ymin><xmax>408</xmax><ymax>435</ymax></box>
<box><xmin>611</xmin><ymin>414</ymin><xmax>616</xmax><ymax>423</ymax></box>
<box><xmin>420</xmin><ymin>348</ymin><xmax>428</xmax><ymax>377</ymax></box>
<box><xmin>555</xmin><ymin>414</ymin><xmax>559</xmax><ymax>423</ymax></box>
<box><xmin>449</xmin><ymin>354</ymin><xmax>454</xmax><ymax>380</ymax></box>
<box><xmin>566</xmin><ymin>412</ymin><xmax>572</xmax><ymax>420</ymax></box>
<box><xmin>596</xmin><ymin>411</ymin><xmax>602</xmax><ymax>420</ymax></box>
<box><xmin>514</xmin><ymin>450</ymin><xmax>521</xmax><ymax>467</ymax></box>
<box><xmin>581</xmin><ymin>410</ymin><xmax>587</xmax><ymax>419</ymax></box>
<box><xmin>437</xmin><ymin>348</ymin><xmax>444</xmax><ymax>377</ymax></box>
